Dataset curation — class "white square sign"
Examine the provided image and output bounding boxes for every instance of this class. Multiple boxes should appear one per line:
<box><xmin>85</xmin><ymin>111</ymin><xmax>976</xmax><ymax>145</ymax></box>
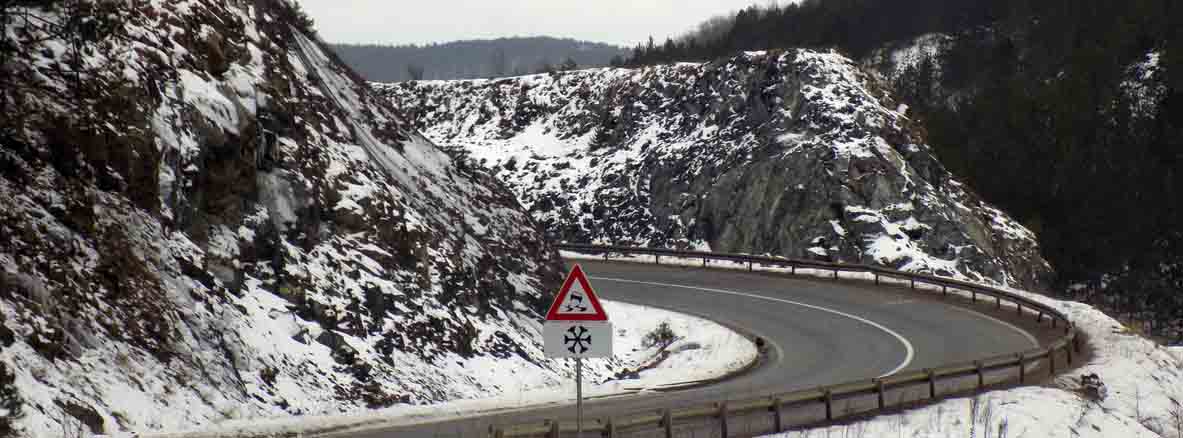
<box><xmin>544</xmin><ymin>321</ymin><xmax>613</xmax><ymax>358</ymax></box>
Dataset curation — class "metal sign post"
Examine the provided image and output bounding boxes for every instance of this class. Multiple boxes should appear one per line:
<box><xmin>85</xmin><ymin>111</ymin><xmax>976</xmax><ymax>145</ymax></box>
<box><xmin>576</xmin><ymin>357</ymin><xmax>583</xmax><ymax>438</ymax></box>
<box><xmin>542</xmin><ymin>264</ymin><xmax>613</xmax><ymax>438</ymax></box>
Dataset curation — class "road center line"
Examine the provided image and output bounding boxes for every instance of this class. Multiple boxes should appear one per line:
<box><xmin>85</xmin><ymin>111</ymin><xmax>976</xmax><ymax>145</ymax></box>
<box><xmin>590</xmin><ymin>276</ymin><xmax>916</xmax><ymax>378</ymax></box>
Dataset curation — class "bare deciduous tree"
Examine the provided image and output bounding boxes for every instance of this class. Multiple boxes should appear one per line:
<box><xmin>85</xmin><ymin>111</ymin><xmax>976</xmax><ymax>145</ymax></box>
<box><xmin>1169</xmin><ymin>394</ymin><xmax>1183</xmax><ymax>438</ymax></box>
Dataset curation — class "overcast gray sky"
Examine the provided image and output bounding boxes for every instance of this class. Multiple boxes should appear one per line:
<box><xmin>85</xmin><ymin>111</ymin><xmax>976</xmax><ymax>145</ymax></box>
<box><xmin>292</xmin><ymin>0</ymin><xmax>768</xmax><ymax>47</ymax></box>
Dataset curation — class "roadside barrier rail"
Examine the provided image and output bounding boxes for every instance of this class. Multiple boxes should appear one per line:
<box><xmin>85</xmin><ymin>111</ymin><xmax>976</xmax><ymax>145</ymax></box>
<box><xmin>490</xmin><ymin>244</ymin><xmax>1081</xmax><ymax>438</ymax></box>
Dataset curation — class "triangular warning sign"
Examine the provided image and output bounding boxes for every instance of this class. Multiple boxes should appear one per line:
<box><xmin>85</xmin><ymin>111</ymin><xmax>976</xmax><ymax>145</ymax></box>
<box><xmin>545</xmin><ymin>264</ymin><xmax>609</xmax><ymax>321</ymax></box>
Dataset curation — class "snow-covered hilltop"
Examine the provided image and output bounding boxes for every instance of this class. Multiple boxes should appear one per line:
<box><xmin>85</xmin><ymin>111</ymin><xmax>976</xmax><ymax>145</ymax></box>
<box><xmin>378</xmin><ymin>50</ymin><xmax>1051</xmax><ymax>289</ymax></box>
<box><xmin>0</xmin><ymin>0</ymin><xmax>578</xmax><ymax>435</ymax></box>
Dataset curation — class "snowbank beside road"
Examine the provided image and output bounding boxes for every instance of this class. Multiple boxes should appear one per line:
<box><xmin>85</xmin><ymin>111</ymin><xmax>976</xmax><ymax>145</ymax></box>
<box><xmin>605</xmin><ymin>300</ymin><xmax>759</xmax><ymax>390</ymax></box>
<box><xmin>138</xmin><ymin>300</ymin><xmax>758</xmax><ymax>438</ymax></box>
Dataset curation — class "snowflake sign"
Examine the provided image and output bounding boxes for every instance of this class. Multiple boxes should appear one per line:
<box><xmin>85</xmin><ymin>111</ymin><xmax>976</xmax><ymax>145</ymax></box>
<box><xmin>564</xmin><ymin>325</ymin><xmax>592</xmax><ymax>354</ymax></box>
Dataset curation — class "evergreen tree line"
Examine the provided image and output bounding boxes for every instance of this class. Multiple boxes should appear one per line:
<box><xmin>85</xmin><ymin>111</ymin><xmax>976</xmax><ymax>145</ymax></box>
<box><xmin>615</xmin><ymin>0</ymin><xmax>1019</xmax><ymax>66</ymax></box>
<box><xmin>620</xmin><ymin>0</ymin><xmax>1183</xmax><ymax>339</ymax></box>
<box><xmin>909</xmin><ymin>0</ymin><xmax>1183</xmax><ymax>340</ymax></box>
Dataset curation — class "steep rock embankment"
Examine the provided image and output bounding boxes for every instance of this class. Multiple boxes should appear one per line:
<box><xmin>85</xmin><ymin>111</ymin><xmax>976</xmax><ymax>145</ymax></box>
<box><xmin>0</xmin><ymin>1</ymin><xmax>572</xmax><ymax>436</ymax></box>
<box><xmin>380</xmin><ymin>50</ymin><xmax>1051</xmax><ymax>289</ymax></box>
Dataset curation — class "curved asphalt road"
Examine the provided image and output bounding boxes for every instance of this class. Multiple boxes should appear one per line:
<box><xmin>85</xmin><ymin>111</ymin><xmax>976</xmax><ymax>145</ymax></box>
<box><xmin>346</xmin><ymin>260</ymin><xmax>1039</xmax><ymax>437</ymax></box>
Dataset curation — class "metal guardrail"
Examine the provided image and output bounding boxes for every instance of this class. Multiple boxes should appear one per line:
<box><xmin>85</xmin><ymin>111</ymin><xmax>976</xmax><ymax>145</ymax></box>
<box><xmin>491</xmin><ymin>244</ymin><xmax>1082</xmax><ymax>438</ymax></box>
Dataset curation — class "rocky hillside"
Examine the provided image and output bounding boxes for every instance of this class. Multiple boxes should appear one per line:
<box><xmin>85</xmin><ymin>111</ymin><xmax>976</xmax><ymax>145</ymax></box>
<box><xmin>0</xmin><ymin>0</ymin><xmax>573</xmax><ymax>436</ymax></box>
<box><xmin>379</xmin><ymin>50</ymin><xmax>1051</xmax><ymax>289</ymax></box>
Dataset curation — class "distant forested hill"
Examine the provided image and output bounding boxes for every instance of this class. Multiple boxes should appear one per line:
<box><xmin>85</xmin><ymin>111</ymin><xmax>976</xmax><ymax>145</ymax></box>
<box><xmin>332</xmin><ymin>37</ymin><xmax>628</xmax><ymax>82</ymax></box>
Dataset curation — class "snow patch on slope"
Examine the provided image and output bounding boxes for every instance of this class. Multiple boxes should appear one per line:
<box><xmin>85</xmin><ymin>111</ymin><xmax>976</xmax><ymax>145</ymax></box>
<box><xmin>1121</xmin><ymin>51</ymin><xmax>1168</xmax><ymax>119</ymax></box>
<box><xmin>131</xmin><ymin>299</ymin><xmax>756</xmax><ymax>437</ymax></box>
<box><xmin>863</xmin><ymin>33</ymin><xmax>952</xmax><ymax>82</ymax></box>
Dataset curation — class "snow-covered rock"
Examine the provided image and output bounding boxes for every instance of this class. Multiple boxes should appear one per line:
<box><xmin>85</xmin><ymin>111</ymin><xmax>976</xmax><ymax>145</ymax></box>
<box><xmin>378</xmin><ymin>50</ymin><xmax>1050</xmax><ymax>288</ymax></box>
<box><xmin>862</xmin><ymin>33</ymin><xmax>953</xmax><ymax>83</ymax></box>
<box><xmin>0</xmin><ymin>0</ymin><xmax>590</xmax><ymax>436</ymax></box>
<box><xmin>1121</xmin><ymin>51</ymin><xmax>1169</xmax><ymax>119</ymax></box>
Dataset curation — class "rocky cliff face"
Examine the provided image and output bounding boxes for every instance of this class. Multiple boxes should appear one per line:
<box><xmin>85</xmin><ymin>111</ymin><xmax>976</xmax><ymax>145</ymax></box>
<box><xmin>379</xmin><ymin>50</ymin><xmax>1051</xmax><ymax>289</ymax></box>
<box><xmin>0</xmin><ymin>1</ymin><xmax>570</xmax><ymax>435</ymax></box>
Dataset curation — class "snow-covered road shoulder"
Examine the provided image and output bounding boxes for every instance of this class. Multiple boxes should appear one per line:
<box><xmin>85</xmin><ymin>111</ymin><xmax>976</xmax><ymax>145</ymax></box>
<box><xmin>137</xmin><ymin>300</ymin><xmax>757</xmax><ymax>438</ymax></box>
<box><xmin>603</xmin><ymin>300</ymin><xmax>760</xmax><ymax>390</ymax></box>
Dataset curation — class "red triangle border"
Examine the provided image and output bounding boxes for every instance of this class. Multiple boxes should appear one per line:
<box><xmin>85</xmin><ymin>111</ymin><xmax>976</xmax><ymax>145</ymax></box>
<box><xmin>545</xmin><ymin>264</ymin><xmax>609</xmax><ymax>321</ymax></box>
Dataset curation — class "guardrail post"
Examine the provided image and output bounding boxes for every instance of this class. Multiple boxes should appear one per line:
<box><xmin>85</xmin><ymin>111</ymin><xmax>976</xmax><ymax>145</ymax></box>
<box><xmin>910</xmin><ymin>278</ymin><xmax>915</xmax><ymax>289</ymax></box>
<box><xmin>996</xmin><ymin>296</ymin><xmax>1001</xmax><ymax>309</ymax></box>
<box><xmin>662</xmin><ymin>409</ymin><xmax>673</xmax><ymax>438</ymax></box>
<box><xmin>875</xmin><ymin>379</ymin><xmax>885</xmax><ymax>409</ymax></box>
<box><xmin>874</xmin><ymin>273</ymin><xmax>879</xmax><ymax>285</ymax></box>
<box><xmin>791</xmin><ymin>266</ymin><xmax>796</xmax><ymax>275</ymax></box>
<box><xmin>548</xmin><ymin>419</ymin><xmax>560</xmax><ymax>438</ymax></box>
<box><xmin>971</xmin><ymin>290</ymin><xmax>976</xmax><ymax>303</ymax></box>
<box><xmin>824</xmin><ymin>390</ymin><xmax>834</xmax><ymax>421</ymax></box>
<box><xmin>926</xmin><ymin>369</ymin><xmax>936</xmax><ymax>399</ymax></box>
<box><xmin>833</xmin><ymin>269</ymin><xmax>838</xmax><ymax>280</ymax></box>
<box><xmin>1017</xmin><ymin>303</ymin><xmax>1022</xmax><ymax>316</ymax></box>
<box><xmin>748</xmin><ymin>261</ymin><xmax>753</xmax><ymax>271</ymax></box>
<box><xmin>1018</xmin><ymin>354</ymin><xmax>1026</xmax><ymax>384</ymax></box>
<box><xmin>718</xmin><ymin>402</ymin><xmax>729</xmax><ymax>437</ymax></box>
<box><xmin>975</xmin><ymin>361</ymin><xmax>984</xmax><ymax>389</ymax></box>
<box><xmin>771</xmin><ymin>398</ymin><xmax>783</xmax><ymax>432</ymax></box>
<box><xmin>604</xmin><ymin>417</ymin><xmax>616</xmax><ymax>438</ymax></box>
<box><xmin>703</xmin><ymin>257</ymin><xmax>708</xmax><ymax>267</ymax></box>
<box><xmin>1037</xmin><ymin>312</ymin><xmax>1043</xmax><ymax>323</ymax></box>
<box><xmin>942</xmin><ymin>285</ymin><xmax>948</xmax><ymax>296</ymax></box>
<box><xmin>655</xmin><ymin>254</ymin><xmax>660</xmax><ymax>265</ymax></box>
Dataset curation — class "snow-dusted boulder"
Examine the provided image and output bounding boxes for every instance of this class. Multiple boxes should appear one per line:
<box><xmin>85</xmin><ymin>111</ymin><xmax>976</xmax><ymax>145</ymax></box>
<box><xmin>378</xmin><ymin>50</ymin><xmax>1051</xmax><ymax>288</ymax></box>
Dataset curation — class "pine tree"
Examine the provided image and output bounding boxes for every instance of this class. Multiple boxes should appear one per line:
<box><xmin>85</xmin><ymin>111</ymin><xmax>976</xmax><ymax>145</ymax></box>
<box><xmin>406</xmin><ymin>64</ymin><xmax>425</xmax><ymax>81</ymax></box>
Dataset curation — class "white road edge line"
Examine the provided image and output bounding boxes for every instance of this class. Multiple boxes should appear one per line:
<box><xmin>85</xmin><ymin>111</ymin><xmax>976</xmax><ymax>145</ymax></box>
<box><xmin>590</xmin><ymin>276</ymin><xmax>916</xmax><ymax>378</ymax></box>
